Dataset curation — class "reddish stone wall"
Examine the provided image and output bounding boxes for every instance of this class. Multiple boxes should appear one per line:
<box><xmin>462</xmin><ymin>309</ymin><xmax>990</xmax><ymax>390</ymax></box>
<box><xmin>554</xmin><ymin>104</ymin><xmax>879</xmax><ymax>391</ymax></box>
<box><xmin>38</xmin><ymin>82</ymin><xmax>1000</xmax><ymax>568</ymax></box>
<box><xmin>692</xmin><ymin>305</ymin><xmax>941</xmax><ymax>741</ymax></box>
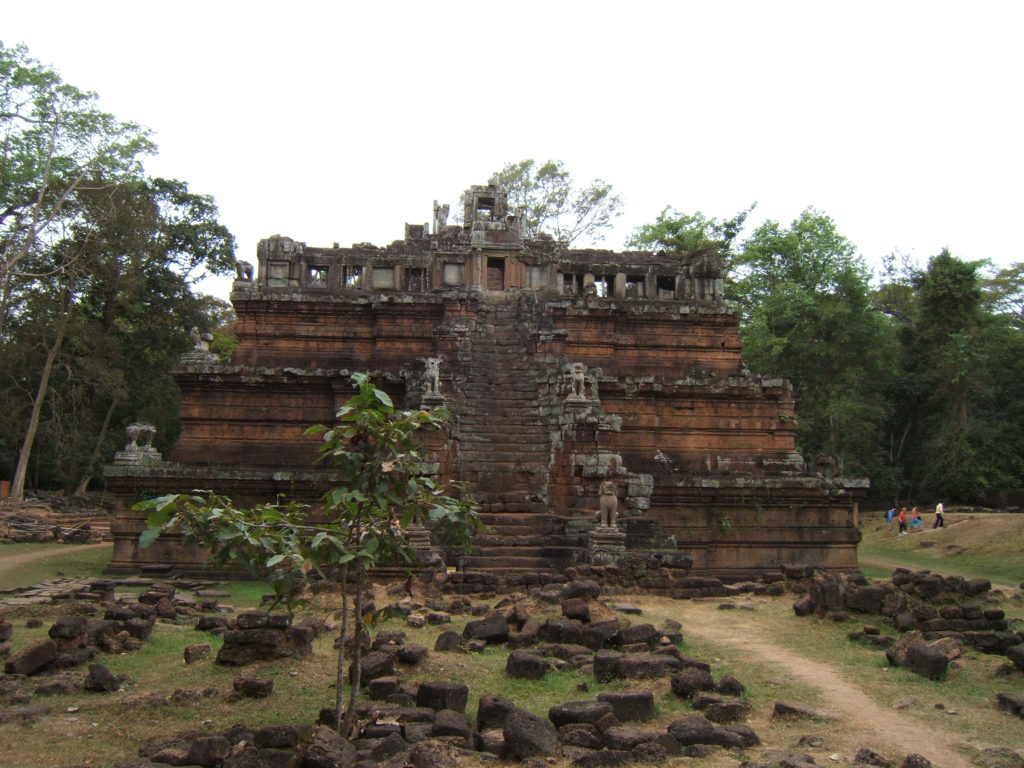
<box><xmin>106</xmin><ymin>223</ymin><xmax>866</xmax><ymax>580</ymax></box>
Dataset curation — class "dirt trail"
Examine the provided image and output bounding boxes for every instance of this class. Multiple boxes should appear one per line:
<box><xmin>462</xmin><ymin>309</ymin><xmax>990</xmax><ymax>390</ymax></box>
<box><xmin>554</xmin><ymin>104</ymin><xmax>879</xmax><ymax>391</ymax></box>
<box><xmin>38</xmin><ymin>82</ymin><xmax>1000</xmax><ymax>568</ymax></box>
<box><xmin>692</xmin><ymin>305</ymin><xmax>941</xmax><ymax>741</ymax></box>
<box><xmin>668</xmin><ymin>600</ymin><xmax>971</xmax><ymax>768</ymax></box>
<box><xmin>0</xmin><ymin>543</ymin><xmax>108</xmax><ymax>579</ymax></box>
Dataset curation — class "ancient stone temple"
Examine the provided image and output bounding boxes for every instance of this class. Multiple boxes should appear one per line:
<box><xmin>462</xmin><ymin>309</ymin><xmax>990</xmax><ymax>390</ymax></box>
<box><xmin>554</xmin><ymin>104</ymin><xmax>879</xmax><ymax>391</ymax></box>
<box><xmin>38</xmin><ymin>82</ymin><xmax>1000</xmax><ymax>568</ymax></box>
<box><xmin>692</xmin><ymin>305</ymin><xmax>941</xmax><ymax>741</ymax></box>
<box><xmin>105</xmin><ymin>184</ymin><xmax>867</xmax><ymax>580</ymax></box>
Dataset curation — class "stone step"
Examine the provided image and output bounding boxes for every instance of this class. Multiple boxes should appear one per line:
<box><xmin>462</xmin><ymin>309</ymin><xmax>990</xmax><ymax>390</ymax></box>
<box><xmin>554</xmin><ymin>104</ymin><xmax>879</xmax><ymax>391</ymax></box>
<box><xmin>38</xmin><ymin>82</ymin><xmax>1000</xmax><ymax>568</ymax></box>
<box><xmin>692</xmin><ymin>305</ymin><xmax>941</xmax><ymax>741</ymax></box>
<box><xmin>459</xmin><ymin>553</ymin><xmax>581</xmax><ymax>571</ymax></box>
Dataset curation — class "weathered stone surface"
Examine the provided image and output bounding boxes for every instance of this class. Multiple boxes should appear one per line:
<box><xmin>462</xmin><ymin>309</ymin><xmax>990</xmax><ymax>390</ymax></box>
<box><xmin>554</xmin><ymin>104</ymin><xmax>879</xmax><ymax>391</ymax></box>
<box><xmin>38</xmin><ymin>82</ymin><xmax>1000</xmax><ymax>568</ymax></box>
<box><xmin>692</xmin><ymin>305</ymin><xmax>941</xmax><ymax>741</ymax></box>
<box><xmin>233</xmin><ymin>675</ymin><xmax>273</xmax><ymax>698</ymax></box>
<box><xmin>432</xmin><ymin>708</ymin><xmax>472</xmax><ymax>745</ymax></box>
<box><xmin>614</xmin><ymin>623</ymin><xmax>659</xmax><ymax>647</ymax></box>
<box><xmin>433</xmin><ymin>631</ymin><xmax>467</xmax><ymax>652</ymax></box>
<box><xmin>83</xmin><ymin>663</ymin><xmax>121</xmax><ymax>692</ymax></box>
<box><xmin>463</xmin><ymin>613</ymin><xmax>509</xmax><ymax>643</ymax></box>
<box><xmin>974</xmin><ymin>747</ymin><xmax>1024</xmax><ymax>768</ymax></box>
<box><xmin>188</xmin><ymin>736</ymin><xmax>231</xmax><ymax>767</ymax></box>
<box><xmin>904</xmin><ymin>644</ymin><xmax>949</xmax><ymax>680</ymax></box>
<box><xmin>506</xmin><ymin>649</ymin><xmax>550</xmax><ymax>680</ymax></box>
<box><xmin>504</xmin><ymin>707</ymin><xmax>557</xmax><ymax>759</ymax></box>
<box><xmin>416</xmin><ymin>681</ymin><xmax>468</xmax><ymax>712</ymax></box>
<box><xmin>4</xmin><ymin>638</ymin><xmax>57</xmax><ymax>676</ymax></box>
<box><xmin>1006</xmin><ymin>644</ymin><xmax>1024</xmax><ymax>671</ymax></box>
<box><xmin>476</xmin><ymin>693</ymin><xmax>517</xmax><ymax>731</ymax></box>
<box><xmin>562</xmin><ymin>598</ymin><xmax>591</xmax><ymax>623</ymax></box>
<box><xmin>184</xmin><ymin>643</ymin><xmax>211</xmax><ymax>664</ymax></box>
<box><xmin>367</xmin><ymin>676</ymin><xmax>400</xmax><ymax>700</ymax></box>
<box><xmin>666</xmin><ymin>714</ymin><xmax>715</xmax><ymax>745</ymax></box>
<box><xmin>549</xmin><ymin>701</ymin><xmax>614</xmax><ymax>728</ymax></box>
<box><xmin>397</xmin><ymin>643</ymin><xmax>428</xmax><ymax>665</ymax></box>
<box><xmin>350</xmin><ymin>650</ymin><xmax>394</xmax><ymax>683</ymax></box>
<box><xmin>409</xmin><ymin>740</ymin><xmax>460</xmax><ymax>768</ymax></box>
<box><xmin>702</xmin><ymin>697</ymin><xmax>751</xmax><ymax>723</ymax></box>
<box><xmin>303</xmin><ymin>725</ymin><xmax>356</xmax><ymax>768</ymax></box>
<box><xmin>670</xmin><ymin>667</ymin><xmax>715</xmax><ymax>698</ymax></box>
<box><xmin>610</xmin><ymin>652</ymin><xmax>680</xmax><ymax>680</ymax></box>
<box><xmin>596</xmin><ymin>691</ymin><xmax>654</xmax><ymax>722</ymax></box>
<box><xmin>855</xmin><ymin>746</ymin><xmax>895</xmax><ymax>767</ymax></box>
<box><xmin>996</xmin><ymin>692</ymin><xmax>1024</xmax><ymax>719</ymax></box>
<box><xmin>772</xmin><ymin>701</ymin><xmax>825</xmax><ymax>719</ymax></box>
<box><xmin>558</xmin><ymin>723</ymin><xmax>604</xmax><ymax>748</ymax></box>
<box><xmin>602</xmin><ymin>725</ymin><xmax>662</xmax><ymax>750</ymax></box>
<box><xmin>104</xmin><ymin>184</ymin><xmax>867</xmax><ymax>583</ymax></box>
<box><xmin>252</xmin><ymin>724</ymin><xmax>311</xmax><ymax>749</ymax></box>
<box><xmin>716</xmin><ymin>674</ymin><xmax>745</xmax><ymax>696</ymax></box>
<box><xmin>902</xmin><ymin>755</ymin><xmax>932</xmax><ymax>768</ymax></box>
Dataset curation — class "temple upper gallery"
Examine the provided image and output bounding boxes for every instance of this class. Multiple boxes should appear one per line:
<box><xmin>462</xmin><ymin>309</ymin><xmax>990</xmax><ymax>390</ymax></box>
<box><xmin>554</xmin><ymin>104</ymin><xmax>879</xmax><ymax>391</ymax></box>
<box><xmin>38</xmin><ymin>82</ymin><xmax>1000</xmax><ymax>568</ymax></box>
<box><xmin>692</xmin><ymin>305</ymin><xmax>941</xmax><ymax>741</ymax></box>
<box><xmin>105</xmin><ymin>183</ymin><xmax>866</xmax><ymax>579</ymax></box>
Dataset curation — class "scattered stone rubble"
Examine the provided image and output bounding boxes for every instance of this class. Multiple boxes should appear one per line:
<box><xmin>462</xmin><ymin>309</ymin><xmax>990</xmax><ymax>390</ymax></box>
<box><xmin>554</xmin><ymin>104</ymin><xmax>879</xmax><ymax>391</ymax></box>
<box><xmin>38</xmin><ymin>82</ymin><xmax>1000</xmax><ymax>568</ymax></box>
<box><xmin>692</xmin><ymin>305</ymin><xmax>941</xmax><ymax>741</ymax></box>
<box><xmin>0</xmin><ymin>496</ymin><xmax>112</xmax><ymax>543</ymax></box>
<box><xmin>788</xmin><ymin>565</ymin><xmax>1024</xmax><ymax>727</ymax></box>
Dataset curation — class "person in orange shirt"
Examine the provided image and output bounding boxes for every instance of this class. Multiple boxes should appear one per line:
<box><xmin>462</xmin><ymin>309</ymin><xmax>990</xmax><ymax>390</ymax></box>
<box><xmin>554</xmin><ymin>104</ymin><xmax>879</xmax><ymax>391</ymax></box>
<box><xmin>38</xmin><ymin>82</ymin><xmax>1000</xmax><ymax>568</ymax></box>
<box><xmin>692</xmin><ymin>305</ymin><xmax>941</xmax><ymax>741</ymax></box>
<box><xmin>898</xmin><ymin>507</ymin><xmax>908</xmax><ymax>535</ymax></box>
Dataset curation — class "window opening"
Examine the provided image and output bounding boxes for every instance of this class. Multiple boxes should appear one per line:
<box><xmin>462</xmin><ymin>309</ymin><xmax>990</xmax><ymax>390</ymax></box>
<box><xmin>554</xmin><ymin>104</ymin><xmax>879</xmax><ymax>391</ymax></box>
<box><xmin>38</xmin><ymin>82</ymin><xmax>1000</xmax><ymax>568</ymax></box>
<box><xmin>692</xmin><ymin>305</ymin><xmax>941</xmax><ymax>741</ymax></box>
<box><xmin>625</xmin><ymin>274</ymin><xmax>645</xmax><ymax>298</ymax></box>
<box><xmin>343</xmin><ymin>265</ymin><xmax>363</xmax><ymax>288</ymax></box>
<box><xmin>404</xmin><ymin>268</ymin><xmax>426</xmax><ymax>292</ymax></box>
<box><xmin>657</xmin><ymin>275</ymin><xmax>675</xmax><ymax>299</ymax></box>
<box><xmin>306</xmin><ymin>266</ymin><xmax>328</xmax><ymax>288</ymax></box>
<box><xmin>487</xmin><ymin>257</ymin><xmax>505</xmax><ymax>291</ymax></box>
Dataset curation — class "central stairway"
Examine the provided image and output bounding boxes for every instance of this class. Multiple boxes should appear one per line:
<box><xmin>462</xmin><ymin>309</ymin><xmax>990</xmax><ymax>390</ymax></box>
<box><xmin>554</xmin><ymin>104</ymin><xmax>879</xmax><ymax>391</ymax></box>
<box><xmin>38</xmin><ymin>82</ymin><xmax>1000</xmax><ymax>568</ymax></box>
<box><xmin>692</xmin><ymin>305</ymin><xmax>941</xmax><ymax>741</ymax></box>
<box><xmin>448</xmin><ymin>295</ymin><xmax>582</xmax><ymax>573</ymax></box>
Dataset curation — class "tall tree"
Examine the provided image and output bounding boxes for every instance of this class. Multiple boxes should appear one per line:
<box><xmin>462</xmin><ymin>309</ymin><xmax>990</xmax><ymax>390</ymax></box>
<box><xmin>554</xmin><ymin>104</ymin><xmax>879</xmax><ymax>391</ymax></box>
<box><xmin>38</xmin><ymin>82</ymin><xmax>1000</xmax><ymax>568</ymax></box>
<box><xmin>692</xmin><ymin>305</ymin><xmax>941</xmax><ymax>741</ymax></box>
<box><xmin>487</xmin><ymin>159</ymin><xmax>623</xmax><ymax>246</ymax></box>
<box><xmin>2</xmin><ymin>177</ymin><xmax>234</xmax><ymax>498</ymax></box>
<box><xmin>0</xmin><ymin>44</ymin><xmax>235</xmax><ymax>498</ymax></box>
<box><xmin>0</xmin><ymin>42</ymin><xmax>153</xmax><ymax>335</ymax></box>
<box><xmin>732</xmin><ymin>209</ymin><xmax>898</xmax><ymax>481</ymax></box>
<box><xmin>625</xmin><ymin>205</ymin><xmax>754</xmax><ymax>255</ymax></box>
<box><xmin>897</xmin><ymin>251</ymin><xmax>989</xmax><ymax>498</ymax></box>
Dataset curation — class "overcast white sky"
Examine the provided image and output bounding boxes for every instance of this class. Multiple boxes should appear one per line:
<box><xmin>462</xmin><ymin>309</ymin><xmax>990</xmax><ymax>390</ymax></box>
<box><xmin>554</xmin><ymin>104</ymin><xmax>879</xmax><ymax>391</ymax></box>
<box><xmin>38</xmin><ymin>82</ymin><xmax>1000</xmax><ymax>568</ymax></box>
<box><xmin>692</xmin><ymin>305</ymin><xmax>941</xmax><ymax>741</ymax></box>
<box><xmin>6</xmin><ymin>1</ymin><xmax>1022</xmax><ymax>298</ymax></box>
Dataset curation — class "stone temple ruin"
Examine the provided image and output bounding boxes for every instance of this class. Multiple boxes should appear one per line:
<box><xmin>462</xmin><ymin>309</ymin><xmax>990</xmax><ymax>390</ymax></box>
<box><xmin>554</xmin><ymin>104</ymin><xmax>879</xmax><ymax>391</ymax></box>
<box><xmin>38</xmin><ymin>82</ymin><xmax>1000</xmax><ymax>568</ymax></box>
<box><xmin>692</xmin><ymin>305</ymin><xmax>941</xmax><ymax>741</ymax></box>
<box><xmin>104</xmin><ymin>183</ymin><xmax>867</xmax><ymax>580</ymax></box>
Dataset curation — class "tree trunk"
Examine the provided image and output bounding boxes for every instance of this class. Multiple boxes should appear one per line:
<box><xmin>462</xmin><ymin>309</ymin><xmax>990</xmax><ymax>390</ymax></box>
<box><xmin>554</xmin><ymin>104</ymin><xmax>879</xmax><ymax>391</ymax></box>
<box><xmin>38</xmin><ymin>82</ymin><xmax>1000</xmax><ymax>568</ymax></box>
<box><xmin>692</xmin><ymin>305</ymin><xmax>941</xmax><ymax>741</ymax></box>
<box><xmin>334</xmin><ymin>565</ymin><xmax>349</xmax><ymax>736</ymax></box>
<box><xmin>340</xmin><ymin>572</ymin><xmax>365</xmax><ymax>739</ymax></box>
<box><xmin>73</xmin><ymin>398</ymin><xmax>119</xmax><ymax>496</ymax></box>
<box><xmin>10</xmin><ymin>304</ymin><xmax>69</xmax><ymax>500</ymax></box>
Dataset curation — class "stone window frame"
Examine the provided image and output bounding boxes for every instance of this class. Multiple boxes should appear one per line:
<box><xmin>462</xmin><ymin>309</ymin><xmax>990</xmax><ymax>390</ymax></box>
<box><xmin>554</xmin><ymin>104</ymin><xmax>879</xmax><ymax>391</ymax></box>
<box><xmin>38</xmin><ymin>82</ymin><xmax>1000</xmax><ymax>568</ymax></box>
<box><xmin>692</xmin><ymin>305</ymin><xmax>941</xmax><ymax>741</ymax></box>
<box><xmin>443</xmin><ymin>262</ymin><xmax>465</xmax><ymax>286</ymax></box>
<box><xmin>342</xmin><ymin>265</ymin><xmax>363</xmax><ymax>289</ymax></box>
<box><xmin>305</xmin><ymin>265</ymin><xmax>329</xmax><ymax>289</ymax></box>
<box><xmin>625</xmin><ymin>274</ymin><xmax>646</xmax><ymax>298</ymax></box>
<box><xmin>373</xmin><ymin>266</ymin><xmax>396</xmax><ymax>290</ymax></box>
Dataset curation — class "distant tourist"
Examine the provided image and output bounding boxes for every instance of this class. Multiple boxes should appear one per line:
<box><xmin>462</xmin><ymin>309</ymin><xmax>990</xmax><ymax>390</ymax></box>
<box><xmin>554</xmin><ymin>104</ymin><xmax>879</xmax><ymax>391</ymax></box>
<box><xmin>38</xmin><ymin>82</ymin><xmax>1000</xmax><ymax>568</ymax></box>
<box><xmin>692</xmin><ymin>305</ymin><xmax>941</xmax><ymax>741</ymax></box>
<box><xmin>898</xmin><ymin>507</ymin><xmax>908</xmax><ymax>535</ymax></box>
<box><xmin>910</xmin><ymin>506</ymin><xmax>922</xmax><ymax>530</ymax></box>
<box><xmin>933</xmin><ymin>502</ymin><xmax>945</xmax><ymax>529</ymax></box>
<box><xmin>885</xmin><ymin>508</ymin><xmax>895</xmax><ymax>527</ymax></box>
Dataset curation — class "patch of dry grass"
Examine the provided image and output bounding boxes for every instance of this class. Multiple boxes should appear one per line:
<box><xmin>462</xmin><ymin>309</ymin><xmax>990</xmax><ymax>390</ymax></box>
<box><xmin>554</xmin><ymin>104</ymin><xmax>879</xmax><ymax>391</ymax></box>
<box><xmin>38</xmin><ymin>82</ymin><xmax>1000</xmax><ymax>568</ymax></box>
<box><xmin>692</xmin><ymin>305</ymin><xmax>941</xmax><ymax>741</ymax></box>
<box><xmin>859</xmin><ymin>511</ymin><xmax>1024</xmax><ymax>587</ymax></box>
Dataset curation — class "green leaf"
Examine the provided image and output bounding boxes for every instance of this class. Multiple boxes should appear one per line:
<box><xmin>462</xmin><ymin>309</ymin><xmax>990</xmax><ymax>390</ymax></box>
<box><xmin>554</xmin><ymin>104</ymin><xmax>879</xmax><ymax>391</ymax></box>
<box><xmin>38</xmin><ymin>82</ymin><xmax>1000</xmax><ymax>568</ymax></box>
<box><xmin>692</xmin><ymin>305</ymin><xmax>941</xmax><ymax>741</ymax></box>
<box><xmin>265</xmin><ymin>554</ymin><xmax>286</xmax><ymax>567</ymax></box>
<box><xmin>372</xmin><ymin>388</ymin><xmax>393</xmax><ymax>408</ymax></box>
<box><xmin>138</xmin><ymin>526</ymin><xmax>163</xmax><ymax>549</ymax></box>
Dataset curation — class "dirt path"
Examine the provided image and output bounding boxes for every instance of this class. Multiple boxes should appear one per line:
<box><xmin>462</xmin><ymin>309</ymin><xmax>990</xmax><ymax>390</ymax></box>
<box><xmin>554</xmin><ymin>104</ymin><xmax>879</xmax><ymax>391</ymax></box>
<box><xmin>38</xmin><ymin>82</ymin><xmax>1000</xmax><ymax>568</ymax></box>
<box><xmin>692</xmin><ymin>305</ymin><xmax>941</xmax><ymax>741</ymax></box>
<box><xmin>665</xmin><ymin>600</ymin><xmax>971</xmax><ymax>768</ymax></box>
<box><xmin>0</xmin><ymin>542</ymin><xmax>108</xmax><ymax>579</ymax></box>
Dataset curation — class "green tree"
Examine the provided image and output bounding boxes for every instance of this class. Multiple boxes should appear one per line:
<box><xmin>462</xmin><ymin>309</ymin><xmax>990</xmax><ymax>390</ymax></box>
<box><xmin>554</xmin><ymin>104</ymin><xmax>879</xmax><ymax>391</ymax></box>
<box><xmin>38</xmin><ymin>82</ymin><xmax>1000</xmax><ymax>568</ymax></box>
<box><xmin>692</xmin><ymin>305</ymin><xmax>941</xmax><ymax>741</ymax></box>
<box><xmin>0</xmin><ymin>42</ymin><xmax>154</xmax><ymax>335</ymax></box>
<box><xmin>625</xmin><ymin>205</ymin><xmax>754</xmax><ymax>255</ymax></box>
<box><xmin>0</xmin><ymin>42</ymin><xmax>235</xmax><ymax>498</ymax></box>
<box><xmin>1</xmin><ymin>176</ymin><xmax>233</xmax><ymax>498</ymax></box>
<box><xmin>732</xmin><ymin>209</ymin><xmax>898</xmax><ymax>482</ymax></box>
<box><xmin>140</xmin><ymin>373</ymin><xmax>481</xmax><ymax>737</ymax></box>
<box><xmin>487</xmin><ymin>159</ymin><xmax>623</xmax><ymax>245</ymax></box>
<box><xmin>896</xmin><ymin>251</ymin><xmax>991</xmax><ymax>498</ymax></box>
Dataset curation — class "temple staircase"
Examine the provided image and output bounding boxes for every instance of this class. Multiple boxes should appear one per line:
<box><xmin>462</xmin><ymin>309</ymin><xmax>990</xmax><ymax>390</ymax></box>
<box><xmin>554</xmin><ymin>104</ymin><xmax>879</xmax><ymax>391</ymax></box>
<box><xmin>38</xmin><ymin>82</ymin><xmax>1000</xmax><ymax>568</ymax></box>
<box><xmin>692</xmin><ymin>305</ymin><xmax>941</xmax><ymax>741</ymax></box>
<box><xmin>450</xmin><ymin>295</ymin><xmax>581</xmax><ymax>573</ymax></box>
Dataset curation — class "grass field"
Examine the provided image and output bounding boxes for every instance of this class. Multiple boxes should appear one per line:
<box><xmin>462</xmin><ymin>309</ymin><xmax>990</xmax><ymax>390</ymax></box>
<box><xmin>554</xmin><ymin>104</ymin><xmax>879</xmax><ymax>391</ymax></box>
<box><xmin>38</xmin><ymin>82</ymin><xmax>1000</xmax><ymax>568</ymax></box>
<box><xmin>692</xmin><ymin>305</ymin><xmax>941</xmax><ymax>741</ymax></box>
<box><xmin>858</xmin><ymin>510</ymin><xmax>1024</xmax><ymax>588</ymax></box>
<box><xmin>0</xmin><ymin>526</ymin><xmax>1021</xmax><ymax>767</ymax></box>
<box><xmin>0</xmin><ymin>542</ymin><xmax>113</xmax><ymax>591</ymax></box>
